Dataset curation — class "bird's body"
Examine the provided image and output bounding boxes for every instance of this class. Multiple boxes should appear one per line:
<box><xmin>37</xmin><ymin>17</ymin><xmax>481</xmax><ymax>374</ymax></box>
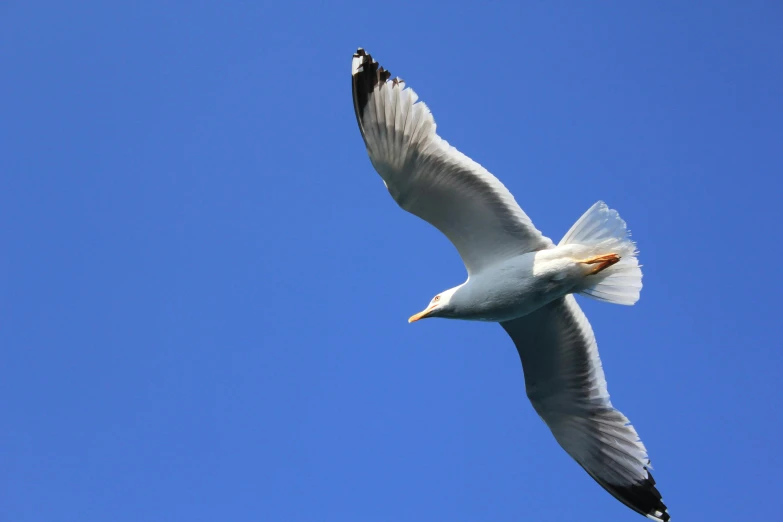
<box><xmin>433</xmin><ymin>245</ymin><xmax>613</xmax><ymax>322</ymax></box>
<box><xmin>444</xmin><ymin>251</ymin><xmax>558</xmax><ymax>322</ymax></box>
<box><xmin>351</xmin><ymin>48</ymin><xmax>669</xmax><ymax>521</ymax></box>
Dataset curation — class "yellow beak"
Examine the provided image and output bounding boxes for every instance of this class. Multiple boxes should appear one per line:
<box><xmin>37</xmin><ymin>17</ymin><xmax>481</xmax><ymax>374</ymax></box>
<box><xmin>408</xmin><ymin>305</ymin><xmax>436</xmax><ymax>323</ymax></box>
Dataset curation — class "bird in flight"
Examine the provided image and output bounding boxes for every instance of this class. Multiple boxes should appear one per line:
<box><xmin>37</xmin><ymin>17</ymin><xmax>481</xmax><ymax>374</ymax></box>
<box><xmin>351</xmin><ymin>48</ymin><xmax>669</xmax><ymax>521</ymax></box>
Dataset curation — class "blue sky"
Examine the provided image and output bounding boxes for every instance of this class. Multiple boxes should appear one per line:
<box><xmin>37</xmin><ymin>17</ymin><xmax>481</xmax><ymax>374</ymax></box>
<box><xmin>2</xmin><ymin>2</ymin><xmax>782</xmax><ymax>521</ymax></box>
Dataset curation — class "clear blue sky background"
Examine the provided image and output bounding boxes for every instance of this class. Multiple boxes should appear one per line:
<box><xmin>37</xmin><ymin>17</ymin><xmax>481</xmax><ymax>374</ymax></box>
<box><xmin>2</xmin><ymin>2</ymin><xmax>781</xmax><ymax>521</ymax></box>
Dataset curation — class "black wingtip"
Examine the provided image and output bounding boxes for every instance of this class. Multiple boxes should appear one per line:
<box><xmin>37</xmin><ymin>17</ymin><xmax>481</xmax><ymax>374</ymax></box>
<box><xmin>599</xmin><ymin>469</ymin><xmax>670</xmax><ymax>521</ymax></box>
<box><xmin>351</xmin><ymin>48</ymin><xmax>403</xmax><ymax>138</ymax></box>
<box><xmin>352</xmin><ymin>48</ymin><xmax>389</xmax><ymax>80</ymax></box>
<box><xmin>352</xmin><ymin>49</ymin><xmax>394</xmax><ymax>103</ymax></box>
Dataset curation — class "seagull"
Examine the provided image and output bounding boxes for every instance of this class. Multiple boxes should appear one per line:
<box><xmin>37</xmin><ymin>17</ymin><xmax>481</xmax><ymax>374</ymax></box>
<box><xmin>351</xmin><ymin>48</ymin><xmax>669</xmax><ymax>521</ymax></box>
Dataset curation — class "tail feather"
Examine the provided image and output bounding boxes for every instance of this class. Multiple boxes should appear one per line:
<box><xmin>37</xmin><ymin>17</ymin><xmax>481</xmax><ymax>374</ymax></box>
<box><xmin>560</xmin><ymin>202</ymin><xmax>643</xmax><ymax>306</ymax></box>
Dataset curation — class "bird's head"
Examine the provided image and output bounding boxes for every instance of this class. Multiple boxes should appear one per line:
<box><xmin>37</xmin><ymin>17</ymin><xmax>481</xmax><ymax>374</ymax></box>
<box><xmin>408</xmin><ymin>287</ymin><xmax>460</xmax><ymax>323</ymax></box>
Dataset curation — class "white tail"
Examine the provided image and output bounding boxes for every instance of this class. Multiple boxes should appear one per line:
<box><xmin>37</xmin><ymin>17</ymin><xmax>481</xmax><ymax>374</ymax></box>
<box><xmin>560</xmin><ymin>201</ymin><xmax>643</xmax><ymax>305</ymax></box>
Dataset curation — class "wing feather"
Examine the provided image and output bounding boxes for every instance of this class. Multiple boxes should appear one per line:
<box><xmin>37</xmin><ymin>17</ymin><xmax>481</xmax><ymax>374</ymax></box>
<box><xmin>501</xmin><ymin>296</ymin><xmax>669</xmax><ymax>521</ymax></box>
<box><xmin>352</xmin><ymin>48</ymin><xmax>552</xmax><ymax>274</ymax></box>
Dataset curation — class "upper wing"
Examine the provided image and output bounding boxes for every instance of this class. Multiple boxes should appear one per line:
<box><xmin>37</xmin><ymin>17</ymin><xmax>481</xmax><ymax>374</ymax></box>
<box><xmin>351</xmin><ymin>48</ymin><xmax>553</xmax><ymax>275</ymax></box>
<box><xmin>501</xmin><ymin>295</ymin><xmax>669</xmax><ymax>522</ymax></box>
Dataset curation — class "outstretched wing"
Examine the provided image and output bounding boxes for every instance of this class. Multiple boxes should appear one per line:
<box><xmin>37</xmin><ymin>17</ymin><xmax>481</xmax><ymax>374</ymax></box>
<box><xmin>501</xmin><ymin>295</ymin><xmax>669</xmax><ymax>521</ymax></box>
<box><xmin>352</xmin><ymin>48</ymin><xmax>553</xmax><ymax>275</ymax></box>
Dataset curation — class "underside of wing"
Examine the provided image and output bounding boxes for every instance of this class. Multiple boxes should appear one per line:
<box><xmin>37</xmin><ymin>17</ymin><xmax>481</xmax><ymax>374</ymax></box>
<box><xmin>351</xmin><ymin>48</ymin><xmax>553</xmax><ymax>274</ymax></box>
<box><xmin>501</xmin><ymin>296</ymin><xmax>669</xmax><ymax>521</ymax></box>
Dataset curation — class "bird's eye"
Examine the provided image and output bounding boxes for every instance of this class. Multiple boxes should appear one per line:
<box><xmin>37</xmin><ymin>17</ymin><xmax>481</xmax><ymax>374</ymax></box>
<box><xmin>433</xmin><ymin>296</ymin><xmax>440</xmax><ymax>302</ymax></box>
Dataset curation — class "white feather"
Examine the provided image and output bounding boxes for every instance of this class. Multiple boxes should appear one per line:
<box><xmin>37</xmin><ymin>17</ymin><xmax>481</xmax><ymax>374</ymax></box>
<box><xmin>560</xmin><ymin>201</ymin><xmax>643</xmax><ymax>306</ymax></box>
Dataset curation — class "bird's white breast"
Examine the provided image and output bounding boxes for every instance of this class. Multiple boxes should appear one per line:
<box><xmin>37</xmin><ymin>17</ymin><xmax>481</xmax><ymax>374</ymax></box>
<box><xmin>459</xmin><ymin>248</ymin><xmax>583</xmax><ymax>322</ymax></box>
